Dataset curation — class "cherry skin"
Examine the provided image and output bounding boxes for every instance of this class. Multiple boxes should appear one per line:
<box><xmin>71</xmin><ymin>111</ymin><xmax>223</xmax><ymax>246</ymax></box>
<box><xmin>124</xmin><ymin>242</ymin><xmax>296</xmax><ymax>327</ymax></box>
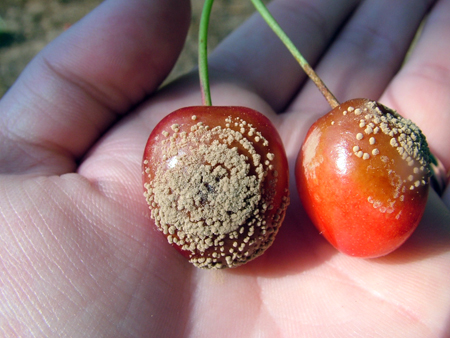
<box><xmin>296</xmin><ymin>98</ymin><xmax>432</xmax><ymax>258</ymax></box>
<box><xmin>143</xmin><ymin>106</ymin><xmax>289</xmax><ymax>269</ymax></box>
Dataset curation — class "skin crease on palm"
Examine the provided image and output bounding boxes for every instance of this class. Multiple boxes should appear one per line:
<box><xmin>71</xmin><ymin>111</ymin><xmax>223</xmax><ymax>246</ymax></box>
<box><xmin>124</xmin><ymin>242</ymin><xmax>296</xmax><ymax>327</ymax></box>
<box><xmin>0</xmin><ymin>0</ymin><xmax>450</xmax><ymax>336</ymax></box>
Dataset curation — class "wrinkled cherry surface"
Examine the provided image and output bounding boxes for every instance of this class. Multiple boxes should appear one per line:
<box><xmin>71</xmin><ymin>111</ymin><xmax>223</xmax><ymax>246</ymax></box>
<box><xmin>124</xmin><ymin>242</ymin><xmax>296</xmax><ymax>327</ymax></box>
<box><xmin>296</xmin><ymin>98</ymin><xmax>432</xmax><ymax>258</ymax></box>
<box><xmin>143</xmin><ymin>106</ymin><xmax>289</xmax><ymax>268</ymax></box>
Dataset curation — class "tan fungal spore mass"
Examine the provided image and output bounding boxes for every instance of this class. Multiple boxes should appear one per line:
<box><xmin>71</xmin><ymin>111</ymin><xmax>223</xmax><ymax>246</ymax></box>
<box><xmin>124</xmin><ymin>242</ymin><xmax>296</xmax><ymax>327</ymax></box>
<box><xmin>143</xmin><ymin>106</ymin><xmax>289</xmax><ymax>269</ymax></box>
<box><xmin>331</xmin><ymin>99</ymin><xmax>432</xmax><ymax>214</ymax></box>
<box><xmin>349</xmin><ymin>99</ymin><xmax>430</xmax><ymax>197</ymax></box>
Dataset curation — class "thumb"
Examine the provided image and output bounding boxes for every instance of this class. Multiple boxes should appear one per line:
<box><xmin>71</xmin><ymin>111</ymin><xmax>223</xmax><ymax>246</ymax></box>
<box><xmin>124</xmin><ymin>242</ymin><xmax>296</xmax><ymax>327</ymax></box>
<box><xmin>0</xmin><ymin>0</ymin><xmax>191</xmax><ymax>175</ymax></box>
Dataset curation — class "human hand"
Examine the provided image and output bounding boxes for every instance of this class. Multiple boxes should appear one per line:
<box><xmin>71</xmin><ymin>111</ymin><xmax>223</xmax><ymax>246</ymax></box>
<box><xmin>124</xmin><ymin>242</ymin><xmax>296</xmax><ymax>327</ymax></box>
<box><xmin>1</xmin><ymin>0</ymin><xmax>449</xmax><ymax>337</ymax></box>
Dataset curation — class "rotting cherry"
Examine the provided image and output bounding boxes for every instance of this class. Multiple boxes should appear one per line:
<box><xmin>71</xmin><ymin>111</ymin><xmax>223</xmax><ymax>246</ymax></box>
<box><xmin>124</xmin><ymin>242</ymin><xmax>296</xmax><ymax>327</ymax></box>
<box><xmin>251</xmin><ymin>0</ymin><xmax>434</xmax><ymax>257</ymax></box>
<box><xmin>141</xmin><ymin>0</ymin><xmax>289</xmax><ymax>269</ymax></box>
<box><xmin>142</xmin><ymin>106</ymin><xmax>289</xmax><ymax>268</ymax></box>
<box><xmin>296</xmin><ymin>98</ymin><xmax>432</xmax><ymax>257</ymax></box>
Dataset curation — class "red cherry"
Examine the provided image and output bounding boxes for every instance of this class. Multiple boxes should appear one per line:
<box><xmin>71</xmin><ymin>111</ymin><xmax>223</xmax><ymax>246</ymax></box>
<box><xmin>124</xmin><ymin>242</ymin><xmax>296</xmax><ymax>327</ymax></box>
<box><xmin>143</xmin><ymin>106</ymin><xmax>289</xmax><ymax>268</ymax></box>
<box><xmin>296</xmin><ymin>98</ymin><xmax>432</xmax><ymax>258</ymax></box>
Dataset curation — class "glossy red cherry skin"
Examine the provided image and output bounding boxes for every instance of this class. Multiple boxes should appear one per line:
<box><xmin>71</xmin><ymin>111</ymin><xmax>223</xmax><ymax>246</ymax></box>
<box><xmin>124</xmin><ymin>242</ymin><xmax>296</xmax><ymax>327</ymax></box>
<box><xmin>296</xmin><ymin>99</ymin><xmax>431</xmax><ymax>258</ymax></box>
<box><xmin>143</xmin><ymin>106</ymin><xmax>289</xmax><ymax>268</ymax></box>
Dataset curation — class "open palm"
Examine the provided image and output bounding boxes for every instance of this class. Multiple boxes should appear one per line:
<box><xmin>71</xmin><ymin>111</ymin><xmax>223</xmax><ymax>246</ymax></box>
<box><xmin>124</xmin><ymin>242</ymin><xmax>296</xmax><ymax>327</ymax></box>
<box><xmin>1</xmin><ymin>0</ymin><xmax>449</xmax><ymax>337</ymax></box>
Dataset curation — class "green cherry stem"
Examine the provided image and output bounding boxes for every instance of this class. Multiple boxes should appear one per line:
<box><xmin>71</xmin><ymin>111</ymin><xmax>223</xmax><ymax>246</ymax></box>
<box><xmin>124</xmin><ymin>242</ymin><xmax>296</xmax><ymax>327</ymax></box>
<box><xmin>250</xmin><ymin>0</ymin><xmax>340</xmax><ymax>109</ymax></box>
<box><xmin>199</xmin><ymin>0</ymin><xmax>214</xmax><ymax>106</ymax></box>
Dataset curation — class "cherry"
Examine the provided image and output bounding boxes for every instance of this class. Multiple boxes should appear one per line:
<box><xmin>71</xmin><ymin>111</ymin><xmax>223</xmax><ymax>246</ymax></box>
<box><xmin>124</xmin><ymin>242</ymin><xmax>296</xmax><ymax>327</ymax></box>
<box><xmin>296</xmin><ymin>99</ymin><xmax>431</xmax><ymax>257</ymax></box>
<box><xmin>141</xmin><ymin>0</ymin><xmax>289</xmax><ymax>268</ymax></box>
<box><xmin>143</xmin><ymin>106</ymin><xmax>289</xmax><ymax>268</ymax></box>
<box><xmin>250</xmin><ymin>0</ymin><xmax>433</xmax><ymax>257</ymax></box>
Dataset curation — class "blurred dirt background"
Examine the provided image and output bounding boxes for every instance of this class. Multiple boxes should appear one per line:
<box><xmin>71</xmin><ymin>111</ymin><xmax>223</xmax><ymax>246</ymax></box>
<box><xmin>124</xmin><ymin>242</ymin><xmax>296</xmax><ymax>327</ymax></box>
<box><xmin>0</xmin><ymin>0</ymin><xmax>268</xmax><ymax>98</ymax></box>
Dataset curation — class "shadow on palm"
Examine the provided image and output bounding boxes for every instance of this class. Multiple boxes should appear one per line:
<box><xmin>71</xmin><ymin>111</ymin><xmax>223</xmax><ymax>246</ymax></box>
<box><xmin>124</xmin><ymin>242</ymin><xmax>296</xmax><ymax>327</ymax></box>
<box><xmin>225</xmin><ymin>186</ymin><xmax>450</xmax><ymax>280</ymax></box>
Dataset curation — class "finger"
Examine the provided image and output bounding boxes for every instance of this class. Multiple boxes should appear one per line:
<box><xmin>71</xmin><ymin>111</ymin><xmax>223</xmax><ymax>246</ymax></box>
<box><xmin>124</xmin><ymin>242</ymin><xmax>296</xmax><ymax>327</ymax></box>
<box><xmin>381</xmin><ymin>0</ymin><xmax>450</xmax><ymax>171</ymax></box>
<box><xmin>289</xmin><ymin>0</ymin><xmax>435</xmax><ymax>113</ymax></box>
<box><xmin>206</xmin><ymin>0</ymin><xmax>361</xmax><ymax>112</ymax></box>
<box><xmin>274</xmin><ymin>0</ymin><xmax>435</xmax><ymax>165</ymax></box>
<box><xmin>0</xmin><ymin>0</ymin><xmax>190</xmax><ymax>175</ymax></box>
